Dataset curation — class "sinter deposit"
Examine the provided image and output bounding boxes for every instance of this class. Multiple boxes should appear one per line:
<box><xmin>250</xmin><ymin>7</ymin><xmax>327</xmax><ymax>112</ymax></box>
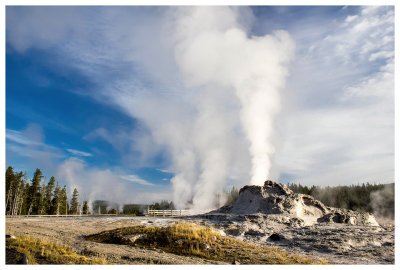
<box><xmin>192</xmin><ymin>180</ymin><xmax>393</xmax><ymax>264</ymax></box>
<box><xmin>213</xmin><ymin>180</ymin><xmax>378</xmax><ymax>226</ymax></box>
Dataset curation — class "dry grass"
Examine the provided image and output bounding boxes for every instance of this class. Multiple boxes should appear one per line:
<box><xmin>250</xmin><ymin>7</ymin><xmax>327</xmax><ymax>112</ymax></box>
<box><xmin>86</xmin><ymin>222</ymin><xmax>327</xmax><ymax>264</ymax></box>
<box><xmin>6</xmin><ymin>235</ymin><xmax>107</xmax><ymax>264</ymax></box>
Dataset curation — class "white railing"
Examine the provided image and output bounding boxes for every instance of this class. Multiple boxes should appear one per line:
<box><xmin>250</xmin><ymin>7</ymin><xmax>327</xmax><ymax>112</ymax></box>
<box><xmin>147</xmin><ymin>209</ymin><xmax>191</xmax><ymax>216</ymax></box>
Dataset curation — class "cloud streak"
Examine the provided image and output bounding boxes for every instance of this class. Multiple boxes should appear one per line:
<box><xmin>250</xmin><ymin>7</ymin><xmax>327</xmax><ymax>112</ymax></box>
<box><xmin>66</xmin><ymin>148</ymin><xmax>92</xmax><ymax>157</ymax></box>
<box><xmin>120</xmin><ymin>175</ymin><xmax>155</xmax><ymax>186</ymax></box>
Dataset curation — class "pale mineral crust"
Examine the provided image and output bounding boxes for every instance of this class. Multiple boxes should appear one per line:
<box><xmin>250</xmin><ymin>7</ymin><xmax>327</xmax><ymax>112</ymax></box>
<box><xmin>213</xmin><ymin>180</ymin><xmax>379</xmax><ymax>226</ymax></box>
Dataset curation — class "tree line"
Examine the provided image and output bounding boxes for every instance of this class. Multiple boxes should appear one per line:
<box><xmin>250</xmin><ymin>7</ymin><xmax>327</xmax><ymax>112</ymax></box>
<box><xmin>287</xmin><ymin>182</ymin><xmax>394</xmax><ymax>218</ymax></box>
<box><xmin>5</xmin><ymin>166</ymin><xmax>88</xmax><ymax>216</ymax></box>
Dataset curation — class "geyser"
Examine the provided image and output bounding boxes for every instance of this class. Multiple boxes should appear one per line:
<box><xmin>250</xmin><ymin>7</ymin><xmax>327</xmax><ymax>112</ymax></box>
<box><xmin>170</xmin><ymin>7</ymin><xmax>294</xmax><ymax>209</ymax></box>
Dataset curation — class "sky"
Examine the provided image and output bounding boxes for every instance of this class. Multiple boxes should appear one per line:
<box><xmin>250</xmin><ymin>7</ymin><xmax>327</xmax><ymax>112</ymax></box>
<box><xmin>5</xmin><ymin>5</ymin><xmax>394</xmax><ymax>209</ymax></box>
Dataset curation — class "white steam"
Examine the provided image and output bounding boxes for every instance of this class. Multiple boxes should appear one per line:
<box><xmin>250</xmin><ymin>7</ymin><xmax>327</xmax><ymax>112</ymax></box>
<box><xmin>6</xmin><ymin>6</ymin><xmax>295</xmax><ymax>211</ymax></box>
<box><xmin>168</xmin><ymin>7</ymin><xmax>294</xmax><ymax>209</ymax></box>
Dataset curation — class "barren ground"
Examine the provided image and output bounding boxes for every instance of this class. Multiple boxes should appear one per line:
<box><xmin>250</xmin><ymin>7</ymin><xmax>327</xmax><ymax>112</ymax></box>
<box><xmin>6</xmin><ymin>216</ymin><xmax>226</xmax><ymax>264</ymax></box>
<box><xmin>5</xmin><ymin>215</ymin><xmax>394</xmax><ymax>264</ymax></box>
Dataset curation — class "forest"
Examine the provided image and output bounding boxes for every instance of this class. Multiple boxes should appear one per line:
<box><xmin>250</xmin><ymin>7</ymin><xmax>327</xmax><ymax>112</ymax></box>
<box><xmin>5</xmin><ymin>166</ymin><xmax>85</xmax><ymax>216</ymax></box>
<box><xmin>5</xmin><ymin>166</ymin><xmax>394</xmax><ymax>218</ymax></box>
<box><xmin>287</xmin><ymin>182</ymin><xmax>394</xmax><ymax>218</ymax></box>
<box><xmin>5</xmin><ymin>166</ymin><xmax>174</xmax><ymax>216</ymax></box>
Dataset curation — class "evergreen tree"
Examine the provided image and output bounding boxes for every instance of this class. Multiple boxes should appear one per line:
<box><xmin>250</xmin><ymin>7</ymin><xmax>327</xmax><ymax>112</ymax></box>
<box><xmin>51</xmin><ymin>183</ymin><xmax>61</xmax><ymax>215</ymax></box>
<box><xmin>59</xmin><ymin>186</ymin><xmax>68</xmax><ymax>215</ymax></box>
<box><xmin>11</xmin><ymin>172</ymin><xmax>26</xmax><ymax>215</ymax></box>
<box><xmin>70</xmin><ymin>188</ymin><xmax>80</xmax><ymax>215</ymax></box>
<box><xmin>38</xmin><ymin>180</ymin><xmax>47</xmax><ymax>215</ymax></box>
<box><xmin>82</xmin><ymin>201</ymin><xmax>89</xmax><ymax>215</ymax></box>
<box><xmin>19</xmin><ymin>183</ymin><xmax>30</xmax><ymax>215</ymax></box>
<box><xmin>225</xmin><ymin>186</ymin><xmax>239</xmax><ymax>205</ymax></box>
<box><xmin>5</xmin><ymin>166</ymin><xmax>16</xmax><ymax>214</ymax></box>
<box><xmin>27</xmin><ymin>168</ymin><xmax>43</xmax><ymax>215</ymax></box>
<box><xmin>5</xmin><ymin>167</ymin><xmax>28</xmax><ymax>215</ymax></box>
<box><xmin>6</xmin><ymin>166</ymin><xmax>16</xmax><ymax>212</ymax></box>
<box><xmin>42</xmin><ymin>176</ymin><xmax>55</xmax><ymax>214</ymax></box>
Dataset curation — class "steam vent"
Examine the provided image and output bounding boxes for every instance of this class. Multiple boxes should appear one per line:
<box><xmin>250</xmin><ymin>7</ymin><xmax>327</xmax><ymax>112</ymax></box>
<box><xmin>214</xmin><ymin>180</ymin><xmax>378</xmax><ymax>226</ymax></box>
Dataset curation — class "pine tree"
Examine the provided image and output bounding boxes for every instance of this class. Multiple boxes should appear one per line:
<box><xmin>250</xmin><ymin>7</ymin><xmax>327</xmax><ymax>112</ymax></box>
<box><xmin>42</xmin><ymin>176</ymin><xmax>55</xmax><ymax>214</ymax></box>
<box><xmin>82</xmin><ymin>201</ymin><xmax>89</xmax><ymax>215</ymax></box>
<box><xmin>38</xmin><ymin>180</ymin><xmax>47</xmax><ymax>215</ymax></box>
<box><xmin>70</xmin><ymin>188</ymin><xmax>79</xmax><ymax>215</ymax></box>
<box><xmin>51</xmin><ymin>183</ymin><xmax>61</xmax><ymax>215</ymax></box>
<box><xmin>27</xmin><ymin>169</ymin><xmax>43</xmax><ymax>215</ymax></box>
<box><xmin>19</xmin><ymin>183</ymin><xmax>30</xmax><ymax>215</ymax></box>
<box><xmin>11</xmin><ymin>172</ymin><xmax>26</xmax><ymax>215</ymax></box>
<box><xmin>5</xmin><ymin>166</ymin><xmax>17</xmax><ymax>215</ymax></box>
<box><xmin>59</xmin><ymin>186</ymin><xmax>68</xmax><ymax>215</ymax></box>
<box><xmin>6</xmin><ymin>166</ymin><xmax>16</xmax><ymax>213</ymax></box>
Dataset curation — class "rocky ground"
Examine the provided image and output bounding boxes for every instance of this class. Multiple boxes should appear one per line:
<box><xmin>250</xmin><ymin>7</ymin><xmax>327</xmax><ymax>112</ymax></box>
<box><xmin>185</xmin><ymin>180</ymin><xmax>395</xmax><ymax>264</ymax></box>
<box><xmin>5</xmin><ymin>181</ymin><xmax>395</xmax><ymax>265</ymax></box>
<box><xmin>6</xmin><ymin>214</ymin><xmax>394</xmax><ymax>264</ymax></box>
<box><xmin>185</xmin><ymin>213</ymin><xmax>394</xmax><ymax>264</ymax></box>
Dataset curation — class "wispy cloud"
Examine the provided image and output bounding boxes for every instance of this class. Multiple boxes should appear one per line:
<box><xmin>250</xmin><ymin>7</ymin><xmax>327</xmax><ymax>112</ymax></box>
<box><xmin>157</xmin><ymin>168</ymin><xmax>174</xmax><ymax>174</ymax></box>
<box><xmin>6</xmin><ymin>124</ymin><xmax>65</xmax><ymax>173</ymax></box>
<box><xmin>66</xmin><ymin>148</ymin><xmax>92</xmax><ymax>157</ymax></box>
<box><xmin>6</xmin><ymin>125</ymin><xmax>64</xmax><ymax>159</ymax></box>
<box><xmin>274</xmin><ymin>6</ymin><xmax>394</xmax><ymax>185</ymax></box>
<box><xmin>6</xmin><ymin>129</ymin><xmax>41</xmax><ymax>146</ymax></box>
<box><xmin>119</xmin><ymin>175</ymin><xmax>155</xmax><ymax>186</ymax></box>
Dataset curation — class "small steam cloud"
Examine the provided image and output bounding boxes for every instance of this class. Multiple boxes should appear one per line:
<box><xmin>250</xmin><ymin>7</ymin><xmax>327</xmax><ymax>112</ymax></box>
<box><xmin>370</xmin><ymin>184</ymin><xmax>394</xmax><ymax>219</ymax></box>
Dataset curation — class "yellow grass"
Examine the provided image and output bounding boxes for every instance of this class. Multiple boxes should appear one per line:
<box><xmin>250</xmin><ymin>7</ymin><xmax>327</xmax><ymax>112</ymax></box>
<box><xmin>6</xmin><ymin>235</ymin><xmax>107</xmax><ymax>264</ymax></box>
<box><xmin>87</xmin><ymin>221</ymin><xmax>327</xmax><ymax>264</ymax></box>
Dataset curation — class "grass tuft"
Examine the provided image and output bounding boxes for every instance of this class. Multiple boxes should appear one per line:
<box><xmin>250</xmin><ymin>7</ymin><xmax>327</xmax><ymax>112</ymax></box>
<box><xmin>6</xmin><ymin>235</ymin><xmax>107</xmax><ymax>264</ymax></box>
<box><xmin>86</xmin><ymin>221</ymin><xmax>327</xmax><ymax>264</ymax></box>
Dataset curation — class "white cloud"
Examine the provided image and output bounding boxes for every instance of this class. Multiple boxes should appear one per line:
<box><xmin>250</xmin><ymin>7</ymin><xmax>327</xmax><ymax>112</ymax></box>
<box><xmin>6</xmin><ymin>129</ymin><xmax>42</xmax><ymax>146</ymax></box>
<box><xmin>120</xmin><ymin>175</ymin><xmax>155</xmax><ymax>186</ymax></box>
<box><xmin>6</xmin><ymin>124</ymin><xmax>64</xmax><ymax>161</ymax></box>
<box><xmin>343</xmin><ymin>60</ymin><xmax>394</xmax><ymax>100</ymax></box>
<box><xmin>66</xmin><ymin>148</ymin><xmax>92</xmax><ymax>157</ymax></box>
<box><xmin>275</xmin><ymin>6</ymin><xmax>394</xmax><ymax>186</ymax></box>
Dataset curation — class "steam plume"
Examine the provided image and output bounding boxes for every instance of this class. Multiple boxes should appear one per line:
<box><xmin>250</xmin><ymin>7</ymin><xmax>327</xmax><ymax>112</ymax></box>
<box><xmin>9</xmin><ymin>7</ymin><xmax>295</xmax><ymax>210</ymax></box>
<box><xmin>169</xmin><ymin>7</ymin><xmax>294</xmax><ymax>209</ymax></box>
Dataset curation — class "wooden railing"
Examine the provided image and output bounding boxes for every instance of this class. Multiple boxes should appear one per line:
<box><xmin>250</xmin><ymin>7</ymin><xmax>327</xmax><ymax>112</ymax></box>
<box><xmin>146</xmin><ymin>209</ymin><xmax>191</xmax><ymax>216</ymax></box>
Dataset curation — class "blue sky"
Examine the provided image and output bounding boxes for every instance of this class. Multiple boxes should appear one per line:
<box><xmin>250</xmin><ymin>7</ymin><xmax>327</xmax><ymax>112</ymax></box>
<box><xmin>5</xmin><ymin>6</ymin><xmax>394</xmax><ymax>207</ymax></box>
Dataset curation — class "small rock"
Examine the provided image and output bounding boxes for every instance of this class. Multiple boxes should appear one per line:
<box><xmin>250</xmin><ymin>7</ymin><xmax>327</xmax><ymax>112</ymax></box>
<box><xmin>245</xmin><ymin>229</ymin><xmax>263</xmax><ymax>236</ymax></box>
<box><xmin>268</xmin><ymin>233</ymin><xmax>283</xmax><ymax>241</ymax></box>
<box><xmin>200</xmin><ymin>243</ymin><xmax>210</xmax><ymax>249</ymax></box>
<box><xmin>232</xmin><ymin>259</ymin><xmax>240</xmax><ymax>265</ymax></box>
<box><xmin>6</xmin><ymin>234</ymin><xmax>16</xmax><ymax>239</ymax></box>
<box><xmin>17</xmin><ymin>253</ymin><xmax>28</xmax><ymax>264</ymax></box>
